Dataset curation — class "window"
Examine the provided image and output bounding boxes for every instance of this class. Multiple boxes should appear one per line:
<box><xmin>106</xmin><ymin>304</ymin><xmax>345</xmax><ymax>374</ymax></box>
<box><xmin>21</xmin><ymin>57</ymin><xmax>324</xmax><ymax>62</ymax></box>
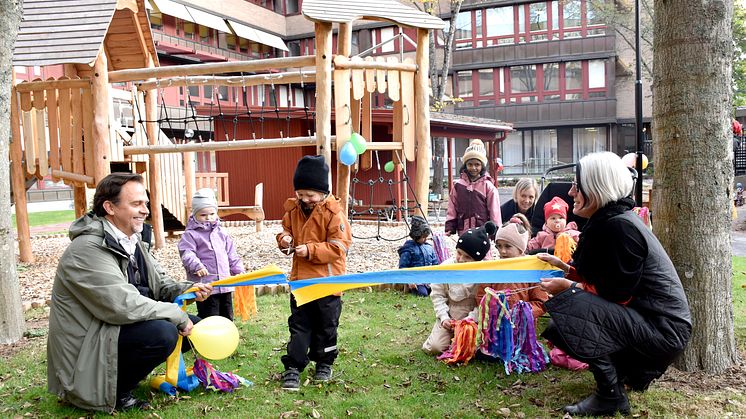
<box><xmin>187</xmin><ymin>86</ymin><xmax>200</xmax><ymax>100</ymax></box>
<box><xmin>380</xmin><ymin>27</ymin><xmax>395</xmax><ymax>53</ymax></box>
<box><xmin>573</xmin><ymin>127</ymin><xmax>607</xmax><ymax>161</ymax></box>
<box><xmin>543</xmin><ymin>63</ymin><xmax>560</xmax><ymax>100</ymax></box>
<box><xmin>218</xmin><ymin>86</ymin><xmax>229</xmax><ymax>102</ymax></box>
<box><xmin>239</xmin><ymin>37</ymin><xmax>249</xmax><ymax>54</ymax></box>
<box><xmin>287</xmin><ymin>40</ymin><xmax>301</xmax><ymax>57</ymax></box>
<box><xmin>586</xmin><ymin>0</ymin><xmax>606</xmax><ymax>36</ymax></box>
<box><xmin>511</xmin><ymin>65</ymin><xmax>536</xmax><ymax>93</ymax></box>
<box><xmin>456</xmin><ymin>71</ymin><xmax>473</xmax><ymax>107</ymax></box>
<box><xmin>588</xmin><ymin>60</ymin><xmax>606</xmax><ymax>89</ymax></box>
<box><xmin>454</xmin><ymin>11</ymin><xmax>472</xmax><ymax>49</ymax></box>
<box><xmin>563</xmin><ymin>0</ymin><xmax>582</xmax><ymax>28</ymax></box>
<box><xmin>486</xmin><ymin>6</ymin><xmax>514</xmax><ymax>45</ymax></box>
<box><xmin>478</xmin><ymin>69</ymin><xmax>494</xmax><ymax>105</ymax></box>
<box><xmin>203</xmin><ymin>85</ymin><xmax>213</xmax><ymax>100</ymax></box>
<box><xmin>285</xmin><ymin>0</ymin><xmax>299</xmax><ymax>14</ymax></box>
<box><xmin>510</xmin><ymin>65</ymin><xmax>537</xmax><ymax>102</ymax></box>
<box><xmin>565</xmin><ymin>61</ymin><xmax>583</xmax><ymax>99</ymax></box>
<box><xmin>474</xmin><ymin>10</ymin><xmax>483</xmax><ymax>47</ymax></box>
<box><xmin>149</xmin><ymin>11</ymin><xmax>163</xmax><ymax>30</ymax></box>
<box><xmin>532</xmin><ymin>129</ymin><xmax>558</xmax><ymax>171</ymax></box>
<box><xmin>529</xmin><ymin>3</ymin><xmax>548</xmax><ymax>32</ymax></box>
<box><xmin>199</xmin><ymin>26</ymin><xmax>210</xmax><ymax>44</ymax></box>
<box><xmin>183</xmin><ymin>21</ymin><xmax>195</xmax><ymax>39</ymax></box>
<box><xmin>500</xmin><ymin>131</ymin><xmax>524</xmax><ymax>175</ymax></box>
<box><xmin>226</xmin><ymin>33</ymin><xmax>236</xmax><ymax>50</ymax></box>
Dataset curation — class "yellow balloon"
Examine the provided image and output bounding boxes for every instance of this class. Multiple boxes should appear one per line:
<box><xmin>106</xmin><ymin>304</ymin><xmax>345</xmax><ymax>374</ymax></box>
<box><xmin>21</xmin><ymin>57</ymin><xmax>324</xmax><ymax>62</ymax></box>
<box><xmin>189</xmin><ymin>316</ymin><xmax>239</xmax><ymax>360</ymax></box>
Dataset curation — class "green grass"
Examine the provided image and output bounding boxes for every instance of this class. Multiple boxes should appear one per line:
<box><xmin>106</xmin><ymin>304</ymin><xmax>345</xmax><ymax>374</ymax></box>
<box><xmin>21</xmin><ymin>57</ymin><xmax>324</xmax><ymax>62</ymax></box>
<box><xmin>733</xmin><ymin>257</ymin><xmax>746</xmax><ymax>348</ymax></box>
<box><xmin>11</xmin><ymin>210</ymin><xmax>75</xmax><ymax>228</ymax></box>
<box><xmin>1</xmin><ymin>267</ymin><xmax>745</xmax><ymax>418</ymax></box>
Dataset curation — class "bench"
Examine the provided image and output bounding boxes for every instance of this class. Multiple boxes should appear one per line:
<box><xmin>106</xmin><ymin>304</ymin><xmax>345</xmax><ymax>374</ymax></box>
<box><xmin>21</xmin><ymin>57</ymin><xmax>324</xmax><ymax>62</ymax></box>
<box><xmin>194</xmin><ymin>172</ymin><xmax>265</xmax><ymax>232</ymax></box>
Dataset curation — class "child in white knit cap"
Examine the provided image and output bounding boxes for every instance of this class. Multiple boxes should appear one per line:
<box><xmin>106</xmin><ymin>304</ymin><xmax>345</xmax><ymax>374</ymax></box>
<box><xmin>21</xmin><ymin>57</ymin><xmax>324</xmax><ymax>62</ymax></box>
<box><xmin>445</xmin><ymin>139</ymin><xmax>502</xmax><ymax>236</ymax></box>
<box><xmin>178</xmin><ymin>188</ymin><xmax>245</xmax><ymax>320</ymax></box>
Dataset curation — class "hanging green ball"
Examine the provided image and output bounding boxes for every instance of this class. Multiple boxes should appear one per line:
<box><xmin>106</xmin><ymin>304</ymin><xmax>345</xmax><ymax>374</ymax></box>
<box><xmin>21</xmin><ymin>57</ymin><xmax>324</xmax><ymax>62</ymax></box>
<box><xmin>384</xmin><ymin>161</ymin><xmax>395</xmax><ymax>173</ymax></box>
<box><xmin>349</xmin><ymin>132</ymin><xmax>368</xmax><ymax>155</ymax></box>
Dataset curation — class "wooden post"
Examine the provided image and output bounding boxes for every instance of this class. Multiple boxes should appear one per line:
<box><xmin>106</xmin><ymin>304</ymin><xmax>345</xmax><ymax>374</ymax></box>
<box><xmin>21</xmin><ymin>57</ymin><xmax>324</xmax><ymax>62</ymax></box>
<box><xmin>336</xmin><ymin>22</ymin><xmax>352</xmax><ymax>213</ymax></box>
<box><xmin>183</xmin><ymin>151</ymin><xmax>195</xmax><ymax>220</ymax></box>
<box><xmin>414</xmin><ymin>28</ymin><xmax>431</xmax><ymax>215</ymax></box>
<box><xmin>145</xmin><ymin>58</ymin><xmax>165</xmax><ymax>248</ymax></box>
<box><xmin>73</xmin><ymin>186</ymin><xmax>87</xmax><ymax>218</ymax></box>
<box><xmin>10</xmin><ymin>85</ymin><xmax>33</xmax><ymax>262</ymax></box>
<box><xmin>91</xmin><ymin>51</ymin><xmax>111</xmax><ymax>185</ymax></box>
<box><xmin>64</xmin><ymin>64</ymin><xmax>89</xmax><ymax>218</ymax></box>
<box><xmin>314</xmin><ymin>22</ymin><xmax>333</xmax><ymax>187</ymax></box>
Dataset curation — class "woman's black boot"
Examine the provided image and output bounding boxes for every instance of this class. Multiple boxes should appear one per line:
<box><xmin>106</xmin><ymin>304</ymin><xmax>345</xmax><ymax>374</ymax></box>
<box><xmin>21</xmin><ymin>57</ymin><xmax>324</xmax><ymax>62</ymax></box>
<box><xmin>564</xmin><ymin>356</ymin><xmax>630</xmax><ymax>416</ymax></box>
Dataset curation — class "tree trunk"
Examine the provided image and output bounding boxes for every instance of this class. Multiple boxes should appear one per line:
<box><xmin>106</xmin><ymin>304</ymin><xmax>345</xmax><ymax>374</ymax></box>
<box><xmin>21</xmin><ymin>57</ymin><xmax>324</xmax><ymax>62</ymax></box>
<box><xmin>426</xmin><ymin>0</ymin><xmax>463</xmax><ymax>199</ymax></box>
<box><xmin>432</xmin><ymin>136</ymin><xmax>445</xmax><ymax>196</ymax></box>
<box><xmin>0</xmin><ymin>0</ymin><xmax>25</xmax><ymax>344</ymax></box>
<box><xmin>653</xmin><ymin>0</ymin><xmax>737</xmax><ymax>373</ymax></box>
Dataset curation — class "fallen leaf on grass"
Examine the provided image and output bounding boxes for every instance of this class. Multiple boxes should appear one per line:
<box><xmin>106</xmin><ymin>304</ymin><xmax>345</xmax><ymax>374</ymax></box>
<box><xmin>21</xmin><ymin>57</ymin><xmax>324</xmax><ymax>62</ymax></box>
<box><xmin>311</xmin><ymin>408</ymin><xmax>321</xmax><ymax>418</ymax></box>
<box><xmin>498</xmin><ymin>407</ymin><xmax>511</xmax><ymax>417</ymax></box>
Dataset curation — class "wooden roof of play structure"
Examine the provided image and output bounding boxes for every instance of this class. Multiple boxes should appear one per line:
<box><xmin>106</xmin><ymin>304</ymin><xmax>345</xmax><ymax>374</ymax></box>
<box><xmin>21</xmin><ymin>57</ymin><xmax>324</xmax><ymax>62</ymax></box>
<box><xmin>13</xmin><ymin>0</ymin><xmax>157</xmax><ymax>69</ymax></box>
<box><xmin>302</xmin><ymin>0</ymin><xmax>446</xmax><ymax>29</ymax></box>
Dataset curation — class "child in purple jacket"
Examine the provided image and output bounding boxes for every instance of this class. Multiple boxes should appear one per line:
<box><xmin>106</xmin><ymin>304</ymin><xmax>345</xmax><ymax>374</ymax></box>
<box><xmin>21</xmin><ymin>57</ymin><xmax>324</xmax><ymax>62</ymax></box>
<box><xmin>445</xmin><ymin>139</ymin><xmax>502</xmax><ymax>236</ymax></box>
<box><xmin>178</xmin><ymin>188</ymin><xmax>245</xmax><ymax>320</ymax></box>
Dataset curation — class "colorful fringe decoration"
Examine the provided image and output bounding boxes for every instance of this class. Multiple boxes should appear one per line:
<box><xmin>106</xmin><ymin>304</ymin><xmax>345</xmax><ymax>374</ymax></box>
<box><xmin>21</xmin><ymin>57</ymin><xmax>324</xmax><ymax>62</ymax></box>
<box><xmin>554</xmin><ymin>232</ymin><xmax>577</xmax><ymax>264</ymax></box>
<box><xmin>432</xmin><ymin>232</ymin><xmax>451</xmax><ymax>264</ymax></box>
<box><xmin>477</xmin><ymin>288</ymin><xmax>514</xmax><ymax>373</ymax></box>
<box><xmin>233</xmin><ymin>285</ymin><xmax>257</xmax><ymax>321</ymax></box>
<box><xmin>477</xmin><ymin>289</ymin><xmax>549</xmax><ymax>375</ymax></box>
<box><xmin>437</xmin><ymin>318</ymin><xmax>478</xmax><ymax>365</ymax></box>
<box><xmin>508</xmin><ymin>301</ymin><xmax>549</xmax><ymax>374</ymax></box>
<box><xmin>193</xmin><ymin>358</ymin><xmax>253</xmax><ymax>392</ymax></box>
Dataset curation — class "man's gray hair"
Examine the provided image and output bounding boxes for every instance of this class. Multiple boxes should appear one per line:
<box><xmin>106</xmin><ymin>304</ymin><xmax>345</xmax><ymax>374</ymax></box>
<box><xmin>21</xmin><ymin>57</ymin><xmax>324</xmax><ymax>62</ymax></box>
<box><xmin>577</xmin><ymin>152</ymin><xmax>634</xmax><ymax>210</ymax></box>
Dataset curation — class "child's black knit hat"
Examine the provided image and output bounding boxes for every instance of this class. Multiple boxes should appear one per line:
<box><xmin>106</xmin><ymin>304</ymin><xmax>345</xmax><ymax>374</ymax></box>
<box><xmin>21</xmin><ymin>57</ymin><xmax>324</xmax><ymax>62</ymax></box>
<box><xmin>456</xmin><ymin>221</ymin><xmax>497</xmax><ymax>261</ymax></box>
<box><xmin>293</xmin><ymin>155</ymin><xmax>329</xmax><ymax>193</ymax></box>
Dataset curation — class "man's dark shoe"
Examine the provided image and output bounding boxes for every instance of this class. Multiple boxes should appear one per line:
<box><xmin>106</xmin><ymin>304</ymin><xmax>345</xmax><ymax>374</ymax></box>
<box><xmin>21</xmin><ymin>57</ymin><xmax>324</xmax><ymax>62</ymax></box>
<box><xmin>281</xmin><ymin>367</ymin><xmax>301</xmax><ymax>391</ymax></box>
<box><xmin>313</xmin><ymin>363</ymin><xmax>333</xmax><ymax>382</ymax></box>
<box><xmin>115</xmin><ymin>392</ymin><xmax>150</xmax><ymax>411</ymax></box>
<box><xmin>563</xmin><ymin>385</ymin><xmax>630</xmax><ymax>416</ymax></box>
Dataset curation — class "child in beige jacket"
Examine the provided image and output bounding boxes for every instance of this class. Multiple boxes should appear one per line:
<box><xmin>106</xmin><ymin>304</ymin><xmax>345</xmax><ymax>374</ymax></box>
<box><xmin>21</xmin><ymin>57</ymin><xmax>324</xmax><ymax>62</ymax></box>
<box><xmin>422</xmin><ymin>222</ymin><xmax>496</xmax><ymax>355</ymax></box>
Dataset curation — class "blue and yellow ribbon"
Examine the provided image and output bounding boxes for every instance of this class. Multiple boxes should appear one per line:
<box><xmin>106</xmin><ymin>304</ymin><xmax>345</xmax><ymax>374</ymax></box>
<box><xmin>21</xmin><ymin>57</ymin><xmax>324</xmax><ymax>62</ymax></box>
<box><xmin>290</xmin><ymin>256</ymin><xmax>563</xmax><ymax>305</ymax></box>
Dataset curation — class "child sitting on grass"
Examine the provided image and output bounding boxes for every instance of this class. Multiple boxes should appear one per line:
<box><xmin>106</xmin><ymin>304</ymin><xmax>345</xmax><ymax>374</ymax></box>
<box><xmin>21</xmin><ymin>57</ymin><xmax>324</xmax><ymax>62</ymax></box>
<box><xmin>398</xmin><ymin>215</ymin><xmax>438</xmax><ymax>296</ymax></box>
<box><xmin>422</xmin><ymin>221</ymin><xmax>497</xmax><ymax>355</ymax></box>
<box><xmin>476</xmin><ymin>213</ymin><xmax>549</xmax><ymax>320</ymax></box>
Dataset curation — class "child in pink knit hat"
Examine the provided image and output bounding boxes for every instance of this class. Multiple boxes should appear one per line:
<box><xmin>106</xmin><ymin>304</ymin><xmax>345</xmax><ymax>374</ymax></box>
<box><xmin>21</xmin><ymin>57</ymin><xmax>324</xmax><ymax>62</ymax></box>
<box><xmin>527</xmin><ymin>196</ymin><xmax>580</xmax><ymax>253</ymax></box>
<box><xmin>475</xmin><ymin>213</ymin><xmax>549</xmax><ymax>320</ymax></box>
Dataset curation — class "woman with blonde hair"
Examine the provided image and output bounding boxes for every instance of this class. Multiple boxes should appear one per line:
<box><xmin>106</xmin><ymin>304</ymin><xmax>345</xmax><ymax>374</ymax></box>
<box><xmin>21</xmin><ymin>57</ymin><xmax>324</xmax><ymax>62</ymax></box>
<box><xmin>500</xmin><ymin>178</ymin><xmax>538</xmax><ymax>224</ymax></box>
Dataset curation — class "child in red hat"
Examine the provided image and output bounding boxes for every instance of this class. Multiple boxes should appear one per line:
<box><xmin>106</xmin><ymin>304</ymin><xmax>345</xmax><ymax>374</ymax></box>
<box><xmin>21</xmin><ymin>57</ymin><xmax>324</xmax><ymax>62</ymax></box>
<box><xmin>527</xmin><ymin>196</ymin><xmax>580</xmax><ymax>252</ymax></box>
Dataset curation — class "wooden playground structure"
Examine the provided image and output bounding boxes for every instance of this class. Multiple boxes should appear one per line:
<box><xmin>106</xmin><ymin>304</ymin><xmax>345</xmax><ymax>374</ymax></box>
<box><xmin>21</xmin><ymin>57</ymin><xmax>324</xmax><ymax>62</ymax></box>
<box><xmin>10</xmin><ymin>0</ymin><xmax>445</xmax><ymax>262</ymax></box>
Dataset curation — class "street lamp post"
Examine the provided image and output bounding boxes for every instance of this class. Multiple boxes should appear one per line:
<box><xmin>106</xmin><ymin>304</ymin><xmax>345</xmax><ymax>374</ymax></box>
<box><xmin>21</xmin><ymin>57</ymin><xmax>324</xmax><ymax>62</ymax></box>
<box><xmin>635</xmin><ymin>0</ymin><xmax>644</xmax><ymax>206</ymax></box>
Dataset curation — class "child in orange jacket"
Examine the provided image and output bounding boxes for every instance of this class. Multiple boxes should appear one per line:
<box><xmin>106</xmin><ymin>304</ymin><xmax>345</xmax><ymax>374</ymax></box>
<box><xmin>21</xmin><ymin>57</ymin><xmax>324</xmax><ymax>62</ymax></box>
<box><xmin>276</xmin><ymin>155</ymin><xmax>352</xmax><ymax>391</ymax></box>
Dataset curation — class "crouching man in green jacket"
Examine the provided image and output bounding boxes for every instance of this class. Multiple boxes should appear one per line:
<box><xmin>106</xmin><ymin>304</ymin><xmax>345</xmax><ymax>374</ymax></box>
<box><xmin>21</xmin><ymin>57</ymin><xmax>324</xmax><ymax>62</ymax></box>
<box><xmin>47</xmin><ymin>173</ymin><xmax>213</xmax><ymax>413</ymax></box>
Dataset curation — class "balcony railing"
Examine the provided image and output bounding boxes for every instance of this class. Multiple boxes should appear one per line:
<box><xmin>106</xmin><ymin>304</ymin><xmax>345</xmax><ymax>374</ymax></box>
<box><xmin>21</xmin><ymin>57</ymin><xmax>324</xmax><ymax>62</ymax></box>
<box><xmin>151</xmin><ymin>31</ymin><xmax>265</xmax><ymax>62</ymax></box>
